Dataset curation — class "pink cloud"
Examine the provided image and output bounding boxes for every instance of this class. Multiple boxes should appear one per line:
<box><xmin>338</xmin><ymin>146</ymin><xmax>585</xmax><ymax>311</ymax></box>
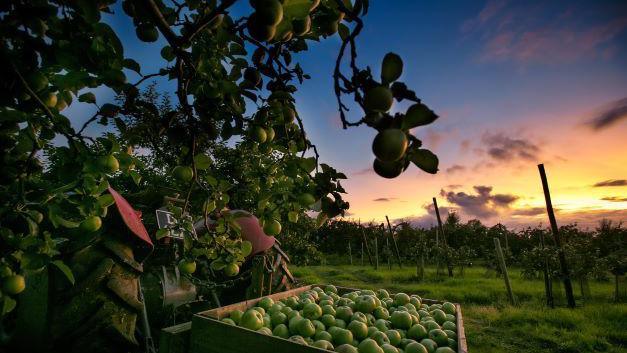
<box><xmin>465</xmin><ymin>2</ymin><xmax>627</xmax><ymax>65</ymax></box>
<box><xmin>461</xmin><ymin>0</ymin><xmax>509</xmax><ymax>33</ymax></box>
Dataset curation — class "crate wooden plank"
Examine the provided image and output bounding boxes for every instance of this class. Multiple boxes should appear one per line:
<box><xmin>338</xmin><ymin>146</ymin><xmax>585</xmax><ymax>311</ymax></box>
<box><xmin>190</xmin><ymin>315</ymin><xmax>330</xmax><ymax>353</ymax></box>
<box><xmin>456</xmin><ymin>304</ymin><xmax>468</xmax><ymax>353</ymax></box>
<box><xmin>158</xmin><ymin>321</ymin><xmax>191</xmax><ymax>353</ymax></box>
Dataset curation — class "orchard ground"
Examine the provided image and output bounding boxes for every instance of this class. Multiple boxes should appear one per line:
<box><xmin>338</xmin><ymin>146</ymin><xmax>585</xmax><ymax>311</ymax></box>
<box><xmin>292</xmin><ymin>265</ymin><xmax>627</xmax><ymax>353</ymax></box>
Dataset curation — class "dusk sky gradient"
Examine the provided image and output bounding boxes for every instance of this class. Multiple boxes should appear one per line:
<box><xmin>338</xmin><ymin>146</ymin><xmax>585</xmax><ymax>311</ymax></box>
<box><xmin>67</xmin><ymin>0</ymin><xmax>627</xmax><ymax>229</ymax></box>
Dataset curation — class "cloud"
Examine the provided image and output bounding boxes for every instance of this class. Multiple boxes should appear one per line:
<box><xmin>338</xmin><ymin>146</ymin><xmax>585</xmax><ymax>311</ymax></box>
<box><xmin>463</xmin><ymin>2</ymin><xmax>627</xmax><ymax>65</ymax></box>
<box><xmin>373</xmin><ymin>197</ymin><xmax>397</xmax><ymax>202</ymax></box>
<box><xmin>461</xmin><ymin>0</ymin><xmax>509</xmax><ymax>33</ymax></box>
<box><xmin>446</xmin><ymin>184</ymin><xmax>463</xmax><ymax>189</ymax></box>
<box><xmin>482</xmin><ymin>132</ymin><xmax>540</xmax><ymax>162</ymax></box>
<box><xmin>445</xmin><ymin>164</ymin><xmax>466</xmax><ymax>174</ymax></box>
<box><xmin>586</xmin><ymin>97</ymin><xmax>627</xmax><ymax>130</ymax></box>
<box><xmin>511</xmin><ymin>207</ymin><xmax>546</xmax><ymax>216</ymax></box>
<box><xmin>352</xmin><ymin>167</ymin><xmax>373</xmax><ymax>176</ymax></box>
<box><xmin>396</xmin><ymin>203</ymin><xmax>457</xmax><ymax>228</ymax></box>
<box><xmin>594</xmin><ymin>179</ymin><xmax>627</xmax><ymax>187</ymax></box>
<box><xmin>423</xmin><ymin>129</ymin><xmax>444</xmax><ymax>149</ymax></box>
<box><xmin>602</xmin><ymin>196</ymin><xmax>627</xmax><ymax>202</ymax></box>
<box><xmin>504</xmin><ymin>208</ymin><xmax>627</xmax><ymax>230</ymax></box>
<box><xmin>440</xmin><ymin>185</ymin><xmax>519</xmax><ymax>218</ymax></box>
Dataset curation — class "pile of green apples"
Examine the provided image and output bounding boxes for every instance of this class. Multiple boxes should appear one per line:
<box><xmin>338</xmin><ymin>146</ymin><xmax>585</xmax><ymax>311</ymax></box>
<box><xmin>220</xmin><ymin>285</ymin><xmax>459</xmax><ymax>353</ymax></box>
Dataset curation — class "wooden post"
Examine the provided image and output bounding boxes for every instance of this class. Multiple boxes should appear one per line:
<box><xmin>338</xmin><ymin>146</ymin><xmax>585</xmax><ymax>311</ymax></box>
<box><xmin>360</xmin><ymin>220</ymin><xmax>374</xmax><ymax>266</ymax></box>
<box><xmin>538</xmin><ymin>164</ymin><xmax>576</xmax><ymax>308</ymax></box>
<box><xmin>539</xmin><ymin>230</ymin><xmax>554</xmax><ymax>308</ymax></box>
<box><xmin>374</xmin><ymin>236</ymin><xmax>379</xmax><ymax>270</ymax></box>
<box><xmin>348</xmin><ymin>241</ymin><xmax>352</xmax><ymax>265</ymax></box>
<box><xmin>433</xmin><ymin>197</ymin><xmax>454</xmax><ymax>277</ymax></box>
<box><xmin>386</xmin><ymin>215</ymin><xmax>403</xmax><ymax>268</ymax></box>
<box><xmin>417</xmin><ymin>233</ymin><xmax>424</xmax><ymax>280</ymax></box>
<box><xmin>385</xmin><ymin>226</ymin><xmax>392</xmax><ymax>270</ymax></box>
<box><xmin>494</xmin><ymin>238</ymin><xmax>515</xmax><ymax>305</ymax></box>
<box><xmin>435</xmin><ymin>228</ymin><xmax>441</xmax><ymax>276</ymax></box>
<box><xmin>361</xmin><ymin>242</ymin><xmax>364</xmax><ymax>266</ymax></box>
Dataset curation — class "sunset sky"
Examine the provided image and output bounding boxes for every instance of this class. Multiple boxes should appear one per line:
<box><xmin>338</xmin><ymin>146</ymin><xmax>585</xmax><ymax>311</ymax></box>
<box><xmin>295</xmin><ymin>0</ymin><xmax>627</xmax><ymax>229</ymax></box>
<box><xmin>69</xmin><ymin>0</ymin><xmax>627</xmax><ymax>229</ymax></box>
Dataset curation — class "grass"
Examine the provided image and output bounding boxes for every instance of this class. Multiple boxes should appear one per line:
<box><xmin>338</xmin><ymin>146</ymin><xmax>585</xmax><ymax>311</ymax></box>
<box><xmin>291</xmin><ymin>265</ymin><xmax>627</xmax><ymax>353</ymax></box>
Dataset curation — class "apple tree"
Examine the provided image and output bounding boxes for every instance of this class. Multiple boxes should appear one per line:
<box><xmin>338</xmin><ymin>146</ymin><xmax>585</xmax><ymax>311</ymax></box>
<box><xmin>0</xmin><ymin>0</ymin><xmax>441</xmax><ymax>335</ymax></box>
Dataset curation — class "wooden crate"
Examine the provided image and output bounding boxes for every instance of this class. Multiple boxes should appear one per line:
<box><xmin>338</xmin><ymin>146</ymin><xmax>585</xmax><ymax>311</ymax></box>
<box><xmin>159</xmin><ymin>321</ymin><xmax>191</xmax><ymax>353</ymax></box>
<box><xmin>189</xmin><ymin>284</ymin><xmax>468</xmax><ymax>353</ymax></box>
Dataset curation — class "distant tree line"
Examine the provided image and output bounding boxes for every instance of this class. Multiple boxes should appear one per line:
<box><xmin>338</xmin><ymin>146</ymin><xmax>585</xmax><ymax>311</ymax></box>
<box><xmin>280</xmin><ymin>213</ymin><xmax>626</xmax><ymax>287</ymax></box>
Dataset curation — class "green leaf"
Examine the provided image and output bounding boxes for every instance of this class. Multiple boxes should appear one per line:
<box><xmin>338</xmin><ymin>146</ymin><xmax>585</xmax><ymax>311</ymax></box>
<box><xmin>130</xmin><ymin>170</ymin><xmax>142</xmax><ymax>186</ymax></box>
<box><xmin>282</xmin><ymin>0</ymin><xmax>317</xmax><ymax>19</ymax></box>
<box><xmin>79</xmin><ymin>92</ymin><xmax>96</xmax><ymax>104</ymax></box>
<box><xmin>13</xmin><ymin>130</ymin><xmax>34</xmax><ymax>155</ymax></box>
<box><xmin>156</xmin><ymin>228</ymin><xmax>170</xmax><ymax>240</ymax></box>
<box><xmin>210</xmin><ymin>259</ymin><xmax>226</xmax><ymax>271</ymax></box>
<box><xmin>288</xmin><ymin>211</ymin><xmax>299</xmax><ymax>223</ymax></box>
<box><xmin>241</xmin><ymin>241</ymin><xmax>253</xmax><ymax>257</ymax></box>
<box><xmin>123</xmin><ymin>58</ymin><xmax>141</xmax><ymax>74</ymax></box>
<box><xmin>194</xmin><ymin>153</ymin><xmax>212</xmax><ymax>170</ymax></box>
<box><xmin>410</xmin><ymin>149</ymin><xmax>439</xmax><ymax>174</ymax></box>
<box><xmin>2</xmin><ymin>297</ymin><xmax>16</xmax><ymax>315</ymax></box>
<box><xmin>298</xmin><ymin>157</ymin><xmax>317</xmax><ymax>173</ymax></box>
<box><xmin>401</xmin><ymin>103</ymin><xmax>438</xmax><ymax>130</ymax></box>
<box><xmin>98</xmin><ymin>194</ymin><xmax>115</xmax><ymax>207</ymax></box>
<box><xmin>76</xmin><ymin>0</ymin><xmax>100</xmax><ymax>23</ymax></box>
<box><xmin>315</xmin><ymin>212</ymin><xmax>328</xmax><ymax>228</ymax></box>
<box><xmin>52</xmin><ymin>260</ymin><xmax>75</xmax><ymax>285</ymax></box>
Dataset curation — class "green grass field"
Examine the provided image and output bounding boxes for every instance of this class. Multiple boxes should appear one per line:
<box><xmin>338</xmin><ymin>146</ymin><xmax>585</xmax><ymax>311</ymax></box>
<box><xmin>291</xmin><ymin>265</ymin><xmax>627</xmax><ymax>353</ymax></box>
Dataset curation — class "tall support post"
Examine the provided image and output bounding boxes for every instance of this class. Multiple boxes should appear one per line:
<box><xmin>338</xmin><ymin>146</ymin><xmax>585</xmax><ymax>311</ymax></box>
<box><xmin>417</xmin><ymin>233</ymin><xmax>425</xmax><ymax>280</ymax></box>
<box><xmin>386</xmin><ymin>233</ymin><xmax>392</xmax><ymax>270</ymax></box>
<box><xmin>494</xmin><ymin>238</ymin><xmax>516</xmax><ymax>305</ymax></box>
<box><xmin>435</xmin><ymin>228</ymin><xmax>441</xmax><ymax>276</ymax></box>
<box><xmin>538</xmin><ymin>164</ymin><xmax>576</xmax><ymax>308</ymax></box>
<box><xmin>361</xmin><ymin>242</ymin><xmax>364</xmax><ymax>266</ymax></box>
<box><xmin>385</xmin><ymin>215</ymin><xmax>403</xmax><ymax>268</ymax></box>
<box><xmin>539</xmin><ymin>230</ymin><xmax>554</xmax><ymax>308</ymax></box>
<box><xmin>359</xmin><ymin>220</ymin><xmax>374</xmax><ymax>266</ymax></box>
<box><xmin>374</xmin><ymin>236</ymin><xmax>379</xmax><ymax>270</ymax></box>
<box><xmin>348</xmin><ymin>241</ymin><xmax>353</xmax><ymax>265</ymax></box>
<box><xmin>433</xmin><ymin>197</ymin><xmax>454</xmax><ymax>277</ymax></box>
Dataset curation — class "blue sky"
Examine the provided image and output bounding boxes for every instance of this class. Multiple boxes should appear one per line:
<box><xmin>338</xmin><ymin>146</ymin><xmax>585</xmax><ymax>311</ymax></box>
<box><xmin>67</xmin><ymin>0</ymin><xmax>627</xmax><ymax>227</ymax></box>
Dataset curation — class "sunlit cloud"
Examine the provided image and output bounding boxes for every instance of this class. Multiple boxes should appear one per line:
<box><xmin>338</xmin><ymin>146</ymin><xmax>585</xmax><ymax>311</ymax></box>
<box><xmin>585</xmin><ymin>97</ymin><xmax>627</xmax><ymax>130</ymax></box>
<box><xmin>373</xmin><ymin>197</ymin><xmax>398</xmax><ymax>202</ymax></box>
<box><xmin>594</xmin><ymin>179</ymin><xmax>627</xmax><ymax>187</ymax></box>
<box><xmin>440</xmin><ymin>185</ymin><xmax>519</xmax><ymax>219</ymax></box>
<box><xmin>481</xmin><ymin>132</ymin><xmax>540</xmax><ymax>162</ymax></box>
<box><xmin>445</xmin><ymin>164</ymin><xmax>466</xmax><ymax>174</ymax></box>
<box><xmin>601</xmin><ymin>196</ymin><xmax>627</xmax><ymax>202</ymax></box>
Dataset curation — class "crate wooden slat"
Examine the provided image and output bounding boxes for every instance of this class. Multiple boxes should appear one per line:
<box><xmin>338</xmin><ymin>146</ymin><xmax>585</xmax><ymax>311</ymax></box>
<box><xmin>189</xmin><ymin>284</ymin><xmax>468</xmax><ymax>353</ymax></box>
<box><xmin>159</xmin><ymin>321</ymin><xmax>191</xmax><ymax>353</ymax></box>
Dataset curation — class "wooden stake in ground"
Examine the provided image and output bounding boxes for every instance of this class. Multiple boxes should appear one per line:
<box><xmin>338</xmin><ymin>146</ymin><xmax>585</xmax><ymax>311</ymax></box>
<box><xmin>386</xmin><ymin>235</ymin><xmax>392</xmax><ymax>270</ymax></box>
<box><xmin>374</xmin><ymin>236</ymin><xmax>379</xmax><ymax>270</ymax></box>
<box><xmin>348</xmin><ymin>241</ymin><xmax>352</xmax><ymax>265</ymax></box>
<box><xmin>433</xmin><ymin>197</ymin><xmax>454</xmax><ymax>277</ymax></box>
<box><xmin>361</xmin><ymin>242</ymin><xmax>364</xmax><ymax>266</ymax></box>
<box><xmin>435</xmin><ymin>228</ymin><xmax>441</xmax><ymax>276</ymax></box>
<box><xmin>493</xmin><ymin>237</ymin><xmax>516</xmax><ymax>305</ymax></box>
<box><xmin>359</xmin><ymin>220</ymin><xmax>374</xmax><ymax>266</ymax></box>
<box><xmin>539</xmin><ymin>229</ymin><xmax>554</xmax><ymax>308</ymax></box>
<box><xmin>538</xmin><ymin>164</ymin><xmax>576</xmax><ymax>308</ymax></box>
<box><xmin>386</xmin><ymin>215</ymin><xmax>403</xmax><ymax>268</ymax></box>
<box><xmin>417</xmin><ymin>233</ymin><xmax>425</xmax><ymax>280</ymax></box>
